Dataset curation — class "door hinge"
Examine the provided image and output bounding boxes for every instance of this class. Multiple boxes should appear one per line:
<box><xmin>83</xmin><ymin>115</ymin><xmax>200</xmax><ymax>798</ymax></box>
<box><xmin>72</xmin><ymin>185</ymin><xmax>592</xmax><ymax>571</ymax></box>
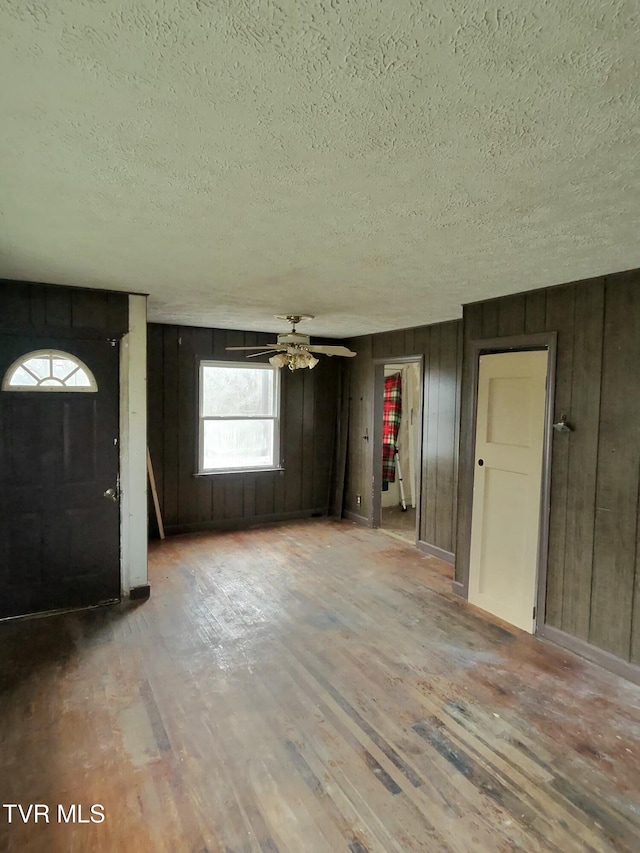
<box><xmin>533</xmin><ymin>605</ymin><xmax>537</xmax><ymax>619</ymax></box>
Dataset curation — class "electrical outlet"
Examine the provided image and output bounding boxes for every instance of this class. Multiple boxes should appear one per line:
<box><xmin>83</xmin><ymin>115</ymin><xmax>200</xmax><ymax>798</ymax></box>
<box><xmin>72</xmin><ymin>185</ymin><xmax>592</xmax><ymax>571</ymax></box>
<box><xmin>356</xmin><ymin>494</ymin><xmax>362</xmax><ymax>506</ymax></box>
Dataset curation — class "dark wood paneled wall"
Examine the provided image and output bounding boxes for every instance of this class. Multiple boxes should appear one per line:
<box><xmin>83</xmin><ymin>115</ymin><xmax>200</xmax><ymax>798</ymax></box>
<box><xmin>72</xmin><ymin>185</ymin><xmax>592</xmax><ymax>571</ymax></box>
<box><xmin>458</xmin><ymin>270</ymin><xmax>640</xmax><ymax>666</ymax></box>
<box><xmin>0</xmin><ymin>279</ymin><xmax>129</xmax><ymax>338</ymax></box>
<box><xmin>344</xmin><ymin>320</ymin><xmax>463</xmax><ymax>556</ymax></box>
<box><xmin>147</xmin><ymin>324</ymin><xmax>340</xmax><ymax>535</ymax></box>
<box><xmin>343</xmin><ymin>334</ymin><xmax>374</xmax><ymax>522</ymax></box>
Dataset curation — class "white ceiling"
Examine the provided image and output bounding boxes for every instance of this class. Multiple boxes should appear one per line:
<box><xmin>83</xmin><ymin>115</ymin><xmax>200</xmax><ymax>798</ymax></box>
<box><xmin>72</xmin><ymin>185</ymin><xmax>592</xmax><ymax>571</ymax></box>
<box><xmin>1</xmin><ymin>2</ymin><xmax>639</xmax><ymax>338</ymax></box>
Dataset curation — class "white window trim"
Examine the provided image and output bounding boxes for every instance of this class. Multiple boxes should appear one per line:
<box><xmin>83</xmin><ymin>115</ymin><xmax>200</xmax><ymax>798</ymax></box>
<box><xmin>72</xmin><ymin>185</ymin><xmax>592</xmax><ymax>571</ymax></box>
<box><xmin>1</xmin><ymin>348</ymin><xmax>98</xmax><ymax>392</ymax></box>
<box><xmin>197</xmin><ymin>360</ymin><xmax>281</xmax><ymax>474</ymax></box>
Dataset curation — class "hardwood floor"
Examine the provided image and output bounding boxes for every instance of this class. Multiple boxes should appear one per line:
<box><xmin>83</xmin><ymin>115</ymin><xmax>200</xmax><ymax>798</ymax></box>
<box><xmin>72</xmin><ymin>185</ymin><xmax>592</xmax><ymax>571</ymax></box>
<box><xmin>1</xmin><ymin>518</ymin><xmax>640</xmax><ymax>852</ymax></box>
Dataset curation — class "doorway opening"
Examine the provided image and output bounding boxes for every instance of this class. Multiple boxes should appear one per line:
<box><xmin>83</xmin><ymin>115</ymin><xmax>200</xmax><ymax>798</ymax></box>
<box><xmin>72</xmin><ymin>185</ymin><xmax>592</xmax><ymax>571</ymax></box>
<box><xmin>373</xmin><ymin>359</ymin><xmax>422</xmax><ymax>545</ymax></box>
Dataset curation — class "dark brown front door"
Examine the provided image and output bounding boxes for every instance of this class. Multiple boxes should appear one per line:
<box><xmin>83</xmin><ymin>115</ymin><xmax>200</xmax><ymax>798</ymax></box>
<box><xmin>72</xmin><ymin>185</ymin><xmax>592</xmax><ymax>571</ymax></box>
<box><xmin>0</xmin><ymin>336</ymin><xmax>120</xmax><ymax>619</ymax></box>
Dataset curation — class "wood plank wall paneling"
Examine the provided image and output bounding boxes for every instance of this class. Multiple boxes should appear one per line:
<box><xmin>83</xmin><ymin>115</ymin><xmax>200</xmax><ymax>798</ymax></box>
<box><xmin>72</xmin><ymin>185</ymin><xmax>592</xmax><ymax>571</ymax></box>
<box><xmin>423</xmin><ymin>326</ymin><xmax>438</xmax><ymax>544</ymax></box>
<box><xmin>161</xmin><ymin>325</ymin><xmax>180</xmax><ymax>529</ymax></box>
<box><xmin>456</xmin><ymin>304</ymin><xmax>483</xmax><ymax>581</ymax></box>
<box><xmin>0</xmin><ymin>280</ymin><xmax>129</xmax><ymax>338</ymax></box>
<box><xmin>330</xmin><ymin>360</ymin><xmax>351</xmax><ymax>517</ymax></box>
<box><xmin>311</xmin><ymin>358</ymin><xmax>337</xmax><ymax>510</ymax></box>
<box><xmin>343</xmin><ymin>335</ymin><xmax>374</xmax><ymax>520</ymax></box>
<box><xmin>457</xmin><ymin>270</ymin><xmax>640</xmax><ymax>667</ymax></box>
<box><xmin>147</xmin><ymin>323</ymin><xmax>340</xmax><ymax>535</ymax></box>
<box><xmin>561</xmin><ymin>285</ymin><xmax>603</xmax><ymax>640</ymax></box>
<box><xmin>589</xmin><ymin>281</ymin><xmax>640</xmax><ymax>660</ymax></box>
<box><xmin>434</xmin><ymin>323</ymin><xmax>458</xmax><ymax>551</ymax></box>
<box><xmin>344</xmin><ymin>320</ymin><xmax>463</xmax><ymax>555</ymax></box>
<box><xmin>146</xmin><ymin>324</ymin><xmax>165</xmax><ymax>522</ymax></box>
<box><xmin>544</xmin><ymin>284</ymin><xmax>576</xmax><ymax>627</ymax></box>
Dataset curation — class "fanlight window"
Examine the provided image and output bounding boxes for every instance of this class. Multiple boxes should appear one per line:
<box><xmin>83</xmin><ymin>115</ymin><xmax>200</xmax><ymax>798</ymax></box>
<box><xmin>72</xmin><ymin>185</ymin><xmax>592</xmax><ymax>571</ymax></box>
<box><xmin>2</xmin><ymin>350</ymin><xmax>97</xmax><ymax>392</ymax></box>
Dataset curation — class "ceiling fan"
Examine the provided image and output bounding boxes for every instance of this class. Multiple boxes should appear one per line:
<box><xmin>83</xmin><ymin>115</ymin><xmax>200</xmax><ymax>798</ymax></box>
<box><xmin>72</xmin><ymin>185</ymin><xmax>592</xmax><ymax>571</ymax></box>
<box><xmin>225</xmin><ymin>314</ymin><xmax>357</xmax><ymax>370</ymax></box>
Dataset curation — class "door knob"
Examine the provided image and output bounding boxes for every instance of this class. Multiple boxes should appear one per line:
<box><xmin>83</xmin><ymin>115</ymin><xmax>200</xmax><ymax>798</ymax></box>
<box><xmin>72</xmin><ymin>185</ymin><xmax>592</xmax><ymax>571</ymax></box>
<box><xmin>103</xmin><ymin>488</ymin><xmax>118</xmax><ymax>503</ymax></box>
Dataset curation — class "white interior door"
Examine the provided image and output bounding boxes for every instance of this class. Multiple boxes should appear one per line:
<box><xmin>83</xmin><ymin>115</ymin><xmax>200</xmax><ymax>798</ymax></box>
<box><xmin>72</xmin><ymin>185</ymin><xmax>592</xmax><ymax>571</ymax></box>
<box><xmin>468</xmin><ymin>350</ymin><xmax>548</xmax><ymax>633</ymax></box>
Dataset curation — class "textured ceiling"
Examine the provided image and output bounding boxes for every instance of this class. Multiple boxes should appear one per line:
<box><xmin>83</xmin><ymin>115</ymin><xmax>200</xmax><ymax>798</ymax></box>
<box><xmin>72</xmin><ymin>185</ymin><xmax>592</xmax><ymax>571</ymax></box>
<box><xmin>1</xmin><ymin>1</ymin><xmax>639</xmax><ymax>338</ymax></box>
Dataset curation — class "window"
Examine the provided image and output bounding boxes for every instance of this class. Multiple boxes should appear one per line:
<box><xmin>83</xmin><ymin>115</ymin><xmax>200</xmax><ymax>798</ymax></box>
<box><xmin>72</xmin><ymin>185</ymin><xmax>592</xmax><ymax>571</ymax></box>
<box><xmin>198</xmin><ymin>361</ymin><xmax>280</xmax><ymax>473</ymax></box>
<box><xmin>2</xmin><ymin>349</ymin><xmax>97</xmax><ymax>392</ymax></box>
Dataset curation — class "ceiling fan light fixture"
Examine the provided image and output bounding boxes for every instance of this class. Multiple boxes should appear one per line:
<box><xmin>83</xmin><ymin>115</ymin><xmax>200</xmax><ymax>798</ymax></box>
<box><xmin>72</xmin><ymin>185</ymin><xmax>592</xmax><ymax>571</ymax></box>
<box><xmin>269</xmin><ymin>352</ymin><xmax>289</xmax><ymax>368</ymax></box>
<box><xmin>270</xmin><ymin>348</ymin><xmax>319</xmax><ymax>370</ymax></box>
<box><xmin>289</xmin><ymin>350</ymin><xmax>318</xmax><ymax>370</ymax></box>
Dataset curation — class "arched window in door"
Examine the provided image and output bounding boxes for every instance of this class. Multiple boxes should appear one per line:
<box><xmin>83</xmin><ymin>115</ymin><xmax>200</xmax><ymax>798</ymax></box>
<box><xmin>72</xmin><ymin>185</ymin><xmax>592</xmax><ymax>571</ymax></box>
<box><xmin>2</xmin><ymin>349</ymin><xmax>98</xmax><ymax>392</ymax></box>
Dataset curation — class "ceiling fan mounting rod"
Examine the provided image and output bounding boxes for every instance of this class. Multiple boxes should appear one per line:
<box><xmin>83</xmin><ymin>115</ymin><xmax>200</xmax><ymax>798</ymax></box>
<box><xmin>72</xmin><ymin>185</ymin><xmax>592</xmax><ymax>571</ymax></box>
<box><xmin>276</xmin><ymin>313</ymin><xmax>314</xmax><ymax>333</ymax></box>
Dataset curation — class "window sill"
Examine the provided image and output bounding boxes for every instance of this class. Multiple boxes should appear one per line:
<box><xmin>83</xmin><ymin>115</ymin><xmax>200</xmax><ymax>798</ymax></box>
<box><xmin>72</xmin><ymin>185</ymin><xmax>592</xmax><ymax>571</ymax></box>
<box><xmin>194</xmin><ymin>467</ymin><xmax>284</xmax><ymax>477</ymax></box>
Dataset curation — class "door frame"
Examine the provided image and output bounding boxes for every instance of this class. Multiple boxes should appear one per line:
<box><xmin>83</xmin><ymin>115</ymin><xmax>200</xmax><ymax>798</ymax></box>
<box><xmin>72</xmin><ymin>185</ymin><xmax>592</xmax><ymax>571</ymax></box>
<box><xmin>119</xmin><ymin>294</ymin><xmax>148</xmax><ymax>599</ymax></box>
<box><xmin>372</xmin><ymin>355</ymin><xmax>424</xmax><ymax>542</ymax></box>
<box><xmin>0</xmin><ymin>292</ymin><xmax>148</xmax><ymax>620</ymax></box>
<box><xmin>458</xmin><ymin>332</ymin><xmax>557</xmax><ymax>632</ymax></box>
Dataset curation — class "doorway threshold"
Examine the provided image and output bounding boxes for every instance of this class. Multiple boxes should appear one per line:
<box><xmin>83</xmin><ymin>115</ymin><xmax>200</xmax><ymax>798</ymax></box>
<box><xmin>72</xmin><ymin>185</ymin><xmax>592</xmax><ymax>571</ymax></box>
<box><xmin>378</xmin><ymin>527</ymin><xmax>416</xmax><ymax>546</ymax></box>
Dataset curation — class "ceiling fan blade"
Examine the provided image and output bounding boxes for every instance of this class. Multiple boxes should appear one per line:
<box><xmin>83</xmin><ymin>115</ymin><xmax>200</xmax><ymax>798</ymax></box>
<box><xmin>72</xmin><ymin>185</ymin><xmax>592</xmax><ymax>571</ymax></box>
<box><xmin>245</xmin><ymin>350</ymin><xmax>281</xmax><ymax>358</ymax></box>
<box><xmin>308</xmin><ymin>345</ymin><xmax>357</xmax><ymax>357</ymax></box>
<box><xmin>224</xmin><ymin>344</ymin><xmax>280</xmax><ymax>351</ymax></box>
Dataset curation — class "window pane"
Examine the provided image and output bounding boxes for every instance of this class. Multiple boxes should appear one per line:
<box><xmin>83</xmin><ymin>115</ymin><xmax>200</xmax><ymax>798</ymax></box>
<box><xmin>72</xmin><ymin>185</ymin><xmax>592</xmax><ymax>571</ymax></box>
<box><xmin>52</xmin><ymin>357</ymin><xmax>76</xmax><ymax>380</ymax></box>
<box><xmin>23</xmin><ymin>356</ymin><xmax>50</xmax><ymax>380</ymax></box>
<box><xmin>9</xmin><ymin>367</ymin><xmax>37</xmax><ymax>386</ymax></box>
<box><xmin>65</xmin><ymin>368</ymin><xmax>91</xmax><ymax>387</ymax></box>
<box><xmin>202</xmin><ymin>366</ymin><xmax>275</xmax><ymax>417</ymax></box>
<box><xmin>203</xmin><ymin>419</ymin><xmax>275</xmax><ymax>470</ymax></box>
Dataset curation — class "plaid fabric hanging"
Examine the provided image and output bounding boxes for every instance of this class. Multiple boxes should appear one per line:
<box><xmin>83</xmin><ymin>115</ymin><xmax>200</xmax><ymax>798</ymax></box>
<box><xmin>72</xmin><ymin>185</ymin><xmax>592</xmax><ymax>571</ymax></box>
<box><xmin>382</xmin><ymin>372</ymin><xmax>402</xmax><ymax>483</ymax></box>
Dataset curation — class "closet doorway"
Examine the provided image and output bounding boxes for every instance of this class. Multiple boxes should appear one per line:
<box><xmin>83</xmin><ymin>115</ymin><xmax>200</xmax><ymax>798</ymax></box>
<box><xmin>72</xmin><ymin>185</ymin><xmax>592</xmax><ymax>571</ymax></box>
<box><xmin>372</xmin><ymin>358</ymin><xmax>423</xmax><ymax>545</ymax></box>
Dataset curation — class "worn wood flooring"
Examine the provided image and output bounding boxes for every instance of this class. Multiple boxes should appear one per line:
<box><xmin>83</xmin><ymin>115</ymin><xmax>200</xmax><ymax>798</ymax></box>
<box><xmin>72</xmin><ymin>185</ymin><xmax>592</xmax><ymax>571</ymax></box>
<box><xmin>1</xmin><ymin>519</ymin><xmax>640</xmax><ymax>852</ymax></box>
